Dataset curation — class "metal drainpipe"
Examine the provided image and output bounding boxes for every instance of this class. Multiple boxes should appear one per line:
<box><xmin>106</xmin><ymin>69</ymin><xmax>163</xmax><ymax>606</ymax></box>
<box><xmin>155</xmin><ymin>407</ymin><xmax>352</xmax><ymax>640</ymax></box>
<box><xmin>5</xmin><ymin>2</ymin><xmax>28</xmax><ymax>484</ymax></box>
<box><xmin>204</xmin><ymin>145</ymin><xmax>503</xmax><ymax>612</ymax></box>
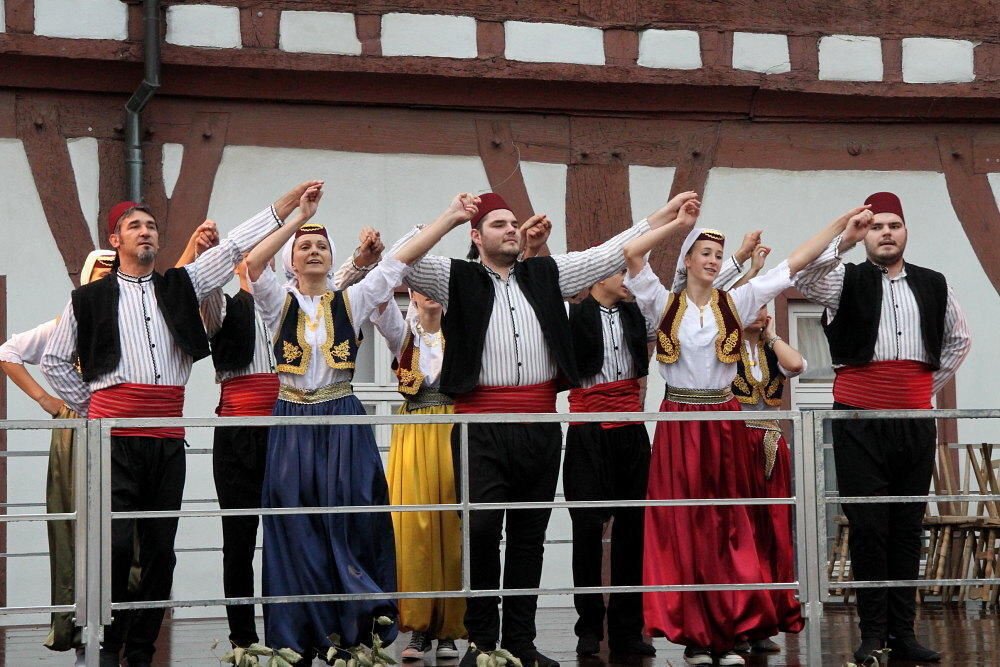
<box><xmin>125</xmin><ymin>0</ymin><xmax>161</xmax><ymax>202</ymax></box>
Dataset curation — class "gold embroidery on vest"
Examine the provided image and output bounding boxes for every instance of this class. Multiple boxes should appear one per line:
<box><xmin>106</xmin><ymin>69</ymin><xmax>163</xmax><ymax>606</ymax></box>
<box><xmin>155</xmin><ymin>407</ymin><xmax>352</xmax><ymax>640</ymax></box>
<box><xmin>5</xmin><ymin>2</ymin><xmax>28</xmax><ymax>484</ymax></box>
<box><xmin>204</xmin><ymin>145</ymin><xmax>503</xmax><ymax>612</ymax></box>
<box><xmin>283</xmin><ymin>341</ymin><xmax>303</xmax><ymax>363</ymax></box>
<box><xmin>712</xmin><ymin>290</ymin><xmax>741</xmax><ymax>364</ymax></box>
<box><xmin>655</xmin><ymin>292</ymin><xmax>686</xmax><ymax>364</ymax></box>
<box><xmin>396</xmin><ymin>331</ymin><xmax>426</xmax><ymax>395</ymax></box>
<box><xmin>320</xmin><ymin>291</ymin><xmax>357</xmax><ymax>370</ymax></box>
<box><xmin>276</xmin><ymin>294</ymin><xmax>313</xmax><ymax>375</ymax></box>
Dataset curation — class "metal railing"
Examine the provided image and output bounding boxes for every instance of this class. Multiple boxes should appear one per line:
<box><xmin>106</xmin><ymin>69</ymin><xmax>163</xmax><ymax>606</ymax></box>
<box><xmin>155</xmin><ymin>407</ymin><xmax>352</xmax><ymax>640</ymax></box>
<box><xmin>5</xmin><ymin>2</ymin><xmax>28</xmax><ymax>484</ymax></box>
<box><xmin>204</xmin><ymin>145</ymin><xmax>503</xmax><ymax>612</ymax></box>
<box><xmin>0</xmin><ymin>407</ymin><xmax>998</xmax><ymax>666</ymax></box>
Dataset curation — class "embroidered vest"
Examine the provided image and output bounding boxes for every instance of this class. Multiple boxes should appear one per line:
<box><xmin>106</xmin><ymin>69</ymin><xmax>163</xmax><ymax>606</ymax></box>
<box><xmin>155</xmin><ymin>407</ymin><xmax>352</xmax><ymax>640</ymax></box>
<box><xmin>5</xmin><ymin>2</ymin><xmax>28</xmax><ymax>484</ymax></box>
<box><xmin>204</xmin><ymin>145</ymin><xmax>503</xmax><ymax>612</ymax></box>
<box><xmin>655</xmin><ymin>289</ymin><xmax>742</xmax><ymax>365</ymax></box>
<box><xmin>732</xmin><ymin>338</ymin><xmax>785</xmax><ymax>406</ymax></box>
<box><xmin>392</xmin><ymin>330</ymin><xmax>442</xmax><ymax>396</ymax></box>
<box><xmin>273</xmin><ymin>290</ymin><xmax>360</xmax><ymax>375</ymax></box>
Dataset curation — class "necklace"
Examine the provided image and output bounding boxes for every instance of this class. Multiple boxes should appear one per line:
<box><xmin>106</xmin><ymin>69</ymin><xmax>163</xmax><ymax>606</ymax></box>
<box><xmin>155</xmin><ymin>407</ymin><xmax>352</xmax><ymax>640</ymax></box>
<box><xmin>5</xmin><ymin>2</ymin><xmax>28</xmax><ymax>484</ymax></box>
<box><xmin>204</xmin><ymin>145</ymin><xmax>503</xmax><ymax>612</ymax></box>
<box><xmin>416</xmin><ymin>322</ymin><xmax>441</xmax><ymax>347</ymax></box>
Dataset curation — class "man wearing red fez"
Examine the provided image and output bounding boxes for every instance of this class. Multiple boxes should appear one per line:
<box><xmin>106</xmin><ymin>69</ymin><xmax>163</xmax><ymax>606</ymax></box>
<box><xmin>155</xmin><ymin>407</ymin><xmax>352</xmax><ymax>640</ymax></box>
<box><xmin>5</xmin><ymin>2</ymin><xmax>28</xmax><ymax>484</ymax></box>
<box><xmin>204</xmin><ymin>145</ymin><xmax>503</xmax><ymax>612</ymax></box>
<box><xmin>41</xmin><ymin>181</ymin><xmax>324</xmax><ymax>667</ymax></box>
<box><xmin>796</xmin><ymin>191</ymin><xmax>971</xmax><ymax>663</ymax></box>
<box><xmin>402</xmin><ymin>190</ymin><xmax>700</xmax><ymax>667</ymax></box>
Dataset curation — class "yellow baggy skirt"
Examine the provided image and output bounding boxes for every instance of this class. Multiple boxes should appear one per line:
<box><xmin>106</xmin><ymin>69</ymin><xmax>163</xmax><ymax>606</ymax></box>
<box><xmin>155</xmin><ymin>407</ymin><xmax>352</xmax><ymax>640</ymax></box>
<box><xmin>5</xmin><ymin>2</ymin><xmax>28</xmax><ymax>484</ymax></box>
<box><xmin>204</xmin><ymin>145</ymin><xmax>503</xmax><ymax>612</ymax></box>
<box><xmin>387</xmin><ymin>403</ymin><xmax>467</xmax><ymax>639</ymax></box>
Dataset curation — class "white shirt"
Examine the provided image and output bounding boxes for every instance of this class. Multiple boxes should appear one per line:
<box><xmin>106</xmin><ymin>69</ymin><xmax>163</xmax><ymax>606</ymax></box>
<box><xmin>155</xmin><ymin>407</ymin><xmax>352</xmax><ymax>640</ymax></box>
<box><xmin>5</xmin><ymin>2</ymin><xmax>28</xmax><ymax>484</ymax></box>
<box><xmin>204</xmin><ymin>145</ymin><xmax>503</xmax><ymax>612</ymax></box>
<box><xmin>405</xmin><ymin>219</ymin><xmax>652</xmax><ymax>387</ymax></box>
<box><xmin>371</xmin><ymin>300</ymin><xmax>444</xmax><ymax>390</ymax></box>
<box><xmin>0</xmin><ymin>319</ymin><xmax>57</xmax><ymax>365</ymax></box>
<box><xmin>251</xmin><ymin>258</ymin><xmax>409</xmax><ymax>392</ymax></box>
<box><xmin>578</xmin><ymin>303</ymin><xmax>656</xmax><ymax>389</ymax></box>
<box><xmin>739</xmin><ymin>338</ymin><xmax>807</xmax><ymax>412</ymax></box>
<box><xmin>42</xmin><ymin>206</ymin><xmax>283</xmax><ymax>416</ymax></box>
<box><xmin>200</xmin><ymin>288</ymin><xmax>277</xmax><ymax>383</ymax></box>
<box><xmin>625</xmin><ymin>261</ymin><xmax>793</xmax><ymax>390</ymax></box>
<box><xmin>794</xmin><ymin>235</ymin><xmax>971</xmax><ymax>393</ymax></box>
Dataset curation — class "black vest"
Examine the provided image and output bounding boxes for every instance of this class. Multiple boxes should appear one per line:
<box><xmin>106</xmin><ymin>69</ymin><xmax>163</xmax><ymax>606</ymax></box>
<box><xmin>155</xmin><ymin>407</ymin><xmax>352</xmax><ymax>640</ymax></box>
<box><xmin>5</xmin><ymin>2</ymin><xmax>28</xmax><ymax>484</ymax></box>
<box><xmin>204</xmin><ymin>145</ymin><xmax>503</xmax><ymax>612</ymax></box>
<box><xmin>569</xmin><ymin>296</ymin><xmax>648</xmax><ymax>381</ymax></box>
<box><xmin>210</xmin><ymin>289</ymin><xmax>257</xmax><ymax>373</ymax></box>
<box><xmin>71</xmin><ymin>269</ymin><xmax>209</xmax><ymax>383</ymax></box>
<box><xmin>273</xmin><ymin>291</ymin><xmax>360</xmax><ymax>375</ymax></box>
<box><xmin>822</xmin><ymin>261</ymin><xmax>947</xmax><ymax>369</ymax></box>
<box><xmin>439</xmin><ymin>257</ymin><xmax>579</xmax><ymax>396</ymax></box>
<box><xmin>733</xmin><ymin>340</ymin><xmax>785</xmax><ymax>406</ymax></box>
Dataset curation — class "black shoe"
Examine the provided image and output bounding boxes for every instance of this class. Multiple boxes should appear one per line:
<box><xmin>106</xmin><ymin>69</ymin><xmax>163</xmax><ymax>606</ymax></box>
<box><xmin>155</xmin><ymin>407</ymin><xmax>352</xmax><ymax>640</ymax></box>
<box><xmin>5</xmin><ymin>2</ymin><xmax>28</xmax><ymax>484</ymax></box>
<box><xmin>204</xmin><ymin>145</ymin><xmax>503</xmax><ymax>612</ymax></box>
<box><xmin>576</xmin><ymin>636</ymin><xmax>601</xmax><ymax>656</ymax></box>
<box><xmin>751</xmin><ymin>638</ymin><xmax>781</xmax><ymax>653</ymax></box>
<box><xmin>608</xmin><ymin>637</ymin><xmax>655</xmax><ymax>656</ymax></box>
<box><xmin>853</xmin><ymin>637</ymin><xmax>885</xmax><ymax>663</ymax></box>
<box><xmin>887</xmin><ymin>636</ymin><xmax>941</xmax><ymax>662</ymax></box>
<box><xmin>125</xmin><ymin>659</ymin><xmax>152</xmax><ymax>667</ymax></box>
<box><xmin>99</xmin><ymin>650</ymin><xmax>120</xmax><ymax>667</ymax></box>
<box><xmin>510</xmin><ymin>647</ymin><xmax>559</xmax><ymax>667</ymax></box>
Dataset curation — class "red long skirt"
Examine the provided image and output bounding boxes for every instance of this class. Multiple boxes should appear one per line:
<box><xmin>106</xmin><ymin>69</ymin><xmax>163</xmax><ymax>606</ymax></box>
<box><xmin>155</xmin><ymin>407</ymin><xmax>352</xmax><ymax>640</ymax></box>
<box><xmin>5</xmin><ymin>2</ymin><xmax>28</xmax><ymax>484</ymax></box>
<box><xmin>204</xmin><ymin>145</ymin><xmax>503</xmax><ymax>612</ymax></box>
<box><xmin>642</xmin><ymin>397</ymin><xmax>802</xmax><ymax>651</ymax></box>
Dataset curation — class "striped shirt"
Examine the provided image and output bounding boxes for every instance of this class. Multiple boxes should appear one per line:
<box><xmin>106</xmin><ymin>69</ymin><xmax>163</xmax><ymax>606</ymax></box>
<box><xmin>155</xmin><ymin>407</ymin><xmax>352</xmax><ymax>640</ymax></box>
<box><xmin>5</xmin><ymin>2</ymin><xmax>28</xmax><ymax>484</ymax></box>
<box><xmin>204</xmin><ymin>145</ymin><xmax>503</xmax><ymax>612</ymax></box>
<box><xmin>405</xmin><ymin>220</ymin><xmax>651</xmax><ymax>387</ymax></box>
<box><xmin>578</xmin><ymin>304</ymin><xmax>656</xmax><ymax>389</ymax></box>
<box><xmin>41</xmin><ymin>206</ymin><xmax>283</xmax><ymax>416</ymax></box>
<box><xmin>794</xmin><ymin>235</ymin><xmax>971</xmax><ymax>393</ymax></box>
<box><xmin>200</xmin><ymin>289</ymin><xmax>277</xmax><ymax>383</ymax></box>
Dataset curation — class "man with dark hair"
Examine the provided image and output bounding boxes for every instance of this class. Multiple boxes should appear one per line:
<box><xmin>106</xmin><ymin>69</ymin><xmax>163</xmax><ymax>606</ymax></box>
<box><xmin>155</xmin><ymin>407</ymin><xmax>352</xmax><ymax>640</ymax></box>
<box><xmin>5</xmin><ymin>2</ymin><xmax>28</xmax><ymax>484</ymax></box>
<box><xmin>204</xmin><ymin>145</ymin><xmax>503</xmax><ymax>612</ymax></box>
<box><xmin>795</xmin><ymin>191</ymin><xmax>971</xmax><ymax>664</ymax></box>
<box><xmin>42</xmin><ymin>182</ymin><xmax>323</xmax><ymax>667</ymax></box>
<box><xmin>403</xmin><ymin>190</ymin><xmax>698</xmax><ymax>667</ymax></box>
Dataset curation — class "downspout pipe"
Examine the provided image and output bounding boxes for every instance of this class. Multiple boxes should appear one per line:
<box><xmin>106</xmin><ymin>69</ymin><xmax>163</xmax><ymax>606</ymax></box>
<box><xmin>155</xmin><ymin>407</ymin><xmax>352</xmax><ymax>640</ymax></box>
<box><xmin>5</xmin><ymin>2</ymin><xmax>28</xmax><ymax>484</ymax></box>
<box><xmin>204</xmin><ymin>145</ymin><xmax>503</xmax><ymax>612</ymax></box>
<box><xmin>125</xmin><ymin>0</ymin><xmax>161</xmax><ymax>202</ymax></box>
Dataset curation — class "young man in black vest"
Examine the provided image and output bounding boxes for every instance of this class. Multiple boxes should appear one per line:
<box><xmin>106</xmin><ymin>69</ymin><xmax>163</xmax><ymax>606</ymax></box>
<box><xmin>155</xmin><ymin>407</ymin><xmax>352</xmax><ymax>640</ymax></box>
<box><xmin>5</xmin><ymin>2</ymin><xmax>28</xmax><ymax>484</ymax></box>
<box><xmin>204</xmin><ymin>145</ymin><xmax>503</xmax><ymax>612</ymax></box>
<box><xmin>41</xmin><ymin>181</ymin><xmax>324</xmax><ymax>667</ymax></box>
<box><xmin>795</xmin><ymin>192</ymin><xmax>971</xmax><ymax>663</ymax></box>
<box><xmin>404</xmin><ymin>190</ymin><xmax>699</xmax><ymax>667</ymax></box>
<box><xmin>565</xmin><ymin>271</ymin><xmax>655</xmax><ymax>658</ymax></box>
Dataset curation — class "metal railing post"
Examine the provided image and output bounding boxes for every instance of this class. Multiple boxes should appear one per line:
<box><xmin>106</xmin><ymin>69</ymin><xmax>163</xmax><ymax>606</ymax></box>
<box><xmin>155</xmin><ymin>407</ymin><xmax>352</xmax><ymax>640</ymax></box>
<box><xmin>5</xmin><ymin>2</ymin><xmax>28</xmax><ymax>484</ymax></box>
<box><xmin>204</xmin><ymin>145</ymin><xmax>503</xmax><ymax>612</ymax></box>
<box><xmin>83</xmin><ymin>419</ymin><xmax>103</xmax><ymax>667</ymax></box>
<box><xmin>815</xmin><ymin>412</ymin><xmax>831</xmax><ymax>604</ymax></box>
<box><xmin>799</xmin><ymin>411</ymin><xmax>824</xmax><ymax>665</ymax></box>
<box><xmin>73</xmin><ymin>423</ymin><xmax>88</xmax><ymax>630</ymax></box>
<box><xmin>100</xmin><ymin>423</ymin><xmax>113</xmax><ymax>627</ymax></box>
<box><xmin>460</xmin><ymin>421</ymin><xmax>471</xmax><ymax>595</ymax></box>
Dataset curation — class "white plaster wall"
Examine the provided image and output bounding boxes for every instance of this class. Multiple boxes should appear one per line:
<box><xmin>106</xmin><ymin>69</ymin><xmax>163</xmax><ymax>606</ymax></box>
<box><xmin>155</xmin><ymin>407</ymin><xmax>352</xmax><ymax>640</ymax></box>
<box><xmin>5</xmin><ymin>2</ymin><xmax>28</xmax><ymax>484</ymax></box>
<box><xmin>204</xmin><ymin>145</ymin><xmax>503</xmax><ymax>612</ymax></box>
<box><xmin>902</xmin><ymin>37</ymin><xmax>976</xmax><ymax>83</ymax></box>
<box><xmin>381</xmin><ymin>13</ymin><xmax>477</xmax><ymax>59</ymax></box>
<box><xmin>637</xmin><ymin>29</ymin><xmax>701</xmax><ymax>70</ymax></box>
<box><xmin>818</xmin><ymin>34</ymin><xmax>883</xmax><ymax>81</ymax></box>
<box><xmin>505</xmin><ymin>21</ymin><xmax>605</xmax><ymax>66</ymax></box>
<box><xmin>162</xmin><ymin>143</ymin><xmax>184</xmax><ymax>200</ymax></box>
<box><xmin>732</xmin><ymin>32</ymin><xmax>791</xmax><ymax>74</ymax></box>
<box><xmin>34</xmin><ymin>0</ymin><xmax>127</xmax><ymax>40</ymax></box>
<box><xmin>67</xmin><ymin>137</ymin><xmax>100</xmax><ymax>247</ymax></box>
<box><xmin>279</xmin><ymin>11</ymin><xmax>361</xmax><ymax>56</ymax></box>
<box><xmin>165</xmin><ymin>4</ymin><xmax>242</xmax><ymax>49</ymax></box>
<box><xmin>0</xmin><ymin>139</ymin><xmax>80</xmax><ymax>625</ymax></box>
<box><xmin>1</xmin><ymin>0</ymin><xmax>6</xmax><ymax>33</ymax></box>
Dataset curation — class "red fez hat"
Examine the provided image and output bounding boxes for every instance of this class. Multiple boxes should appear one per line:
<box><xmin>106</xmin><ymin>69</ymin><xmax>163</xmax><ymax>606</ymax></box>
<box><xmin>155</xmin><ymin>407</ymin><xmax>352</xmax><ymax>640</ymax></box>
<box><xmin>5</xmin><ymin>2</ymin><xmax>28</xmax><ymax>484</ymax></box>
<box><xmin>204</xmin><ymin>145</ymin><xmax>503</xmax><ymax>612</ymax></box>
<box><xmin>107</xmin><ymin>201</ymin><xmax>142</xmax><ymax>236</ymax></box>
<box><xmin>294</xmin><ymin>223</ymin><xmax>329</xmax><ymax>239</ymax></box>
<box><xmin>470</xmin><ymin>193</ymin><xmax>513</xmax><ymax>227</ymax></box>
<box><xmin>864</xmin><ymin>192</ymin><xmax>904</xmax><ymax>222</ymax></box>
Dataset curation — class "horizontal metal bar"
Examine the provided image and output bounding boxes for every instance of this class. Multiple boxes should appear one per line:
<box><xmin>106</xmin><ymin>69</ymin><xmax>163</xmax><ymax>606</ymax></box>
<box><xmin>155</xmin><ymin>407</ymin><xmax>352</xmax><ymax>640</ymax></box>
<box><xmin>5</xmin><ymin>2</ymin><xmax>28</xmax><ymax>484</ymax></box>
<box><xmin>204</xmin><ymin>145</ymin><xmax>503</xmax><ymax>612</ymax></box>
<box><xmin>836</xmin><ymin>577</ymin><xmax>1000</xmax><ymax>589</ymax></box>
<box><xmin>110</xmin><ymin>496</ymin><xmax>798</xmax><ymax>520</ymax></box>
<box><xmin>818</xmin><ymin>408</ymin><xmax>1000</xmax><ymax>420</ymax></box>
<box><xmin>0</xmin><ymin>604</ymin><xmax>76</xmax><ymax>615</ymax></box>
<box><xmin>0</xmin><ymin>512</ymin><xmax>76</xmax><ymax>523</ymax></box>
<box><xmin>113</xmin><ymin>581</ymin><xmax>802</xmax><ymax>610</ymax></box>
<box><xmin>828</xmin><ymin>494</ymin><xmax>1000</xmax><ymax>503</ymax></box>
<box><xmin>0</xmin><ymin>419</ymin><xmax>85</xmax><ymax>430</ymax></box>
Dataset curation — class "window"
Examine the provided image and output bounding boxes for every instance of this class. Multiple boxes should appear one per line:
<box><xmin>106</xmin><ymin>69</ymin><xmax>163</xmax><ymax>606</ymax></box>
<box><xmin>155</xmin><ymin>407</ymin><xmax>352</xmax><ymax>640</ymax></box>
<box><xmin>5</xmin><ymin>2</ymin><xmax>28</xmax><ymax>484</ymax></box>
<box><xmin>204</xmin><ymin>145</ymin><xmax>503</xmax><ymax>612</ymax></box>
<box><xmin>787</xmin><ymin>301</ymin><xmax>834</xmax><ymax>410</ymax></box>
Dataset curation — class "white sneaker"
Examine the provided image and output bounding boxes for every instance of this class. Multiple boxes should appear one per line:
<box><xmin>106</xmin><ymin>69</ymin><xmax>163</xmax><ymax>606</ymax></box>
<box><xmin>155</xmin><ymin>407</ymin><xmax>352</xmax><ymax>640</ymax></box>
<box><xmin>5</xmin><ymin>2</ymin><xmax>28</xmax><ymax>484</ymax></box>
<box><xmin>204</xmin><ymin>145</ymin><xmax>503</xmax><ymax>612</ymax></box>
<box><xmin>436</xmin><ymin>639</ymin><xmax>460</xmax><ymax>659</ymax></box>
<box><xmin>718</xmin><ymin>650</ymin><xmax>746</xmax><ymax>665</ymax></box>
<box><xmin>682</xmin><ymin>646</ymin><xmax>713</xmax><ymax>665</ymax></box>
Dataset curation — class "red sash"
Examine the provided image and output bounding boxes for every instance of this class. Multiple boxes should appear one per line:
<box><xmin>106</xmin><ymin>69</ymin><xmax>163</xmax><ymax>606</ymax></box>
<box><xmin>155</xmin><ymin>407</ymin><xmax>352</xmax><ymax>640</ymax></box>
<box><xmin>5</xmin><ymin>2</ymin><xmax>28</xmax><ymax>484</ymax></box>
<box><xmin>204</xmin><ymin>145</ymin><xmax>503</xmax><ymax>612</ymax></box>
<box><xmin>89</xmin><ymin>383</ymin><xmax>185</xmax><ymax>439</ymax></box>
<box><xmin>834</xmin><ymin>360</ymin><xmax>934</xmax><ymax>410</ymax></box>
<box><xmin>568</xmin><ymin>378</ymin><xmax>643</xmax><ymax>429</ymax></box>
<box><xmin>217</xmin><ymin>373</ymin><xmax>280</xmax><ymax>417</ymax></box>
<box><xmin>454</xmin><ymin>380</ymin><xmax>558</xmax><ymax>414</ymax></box>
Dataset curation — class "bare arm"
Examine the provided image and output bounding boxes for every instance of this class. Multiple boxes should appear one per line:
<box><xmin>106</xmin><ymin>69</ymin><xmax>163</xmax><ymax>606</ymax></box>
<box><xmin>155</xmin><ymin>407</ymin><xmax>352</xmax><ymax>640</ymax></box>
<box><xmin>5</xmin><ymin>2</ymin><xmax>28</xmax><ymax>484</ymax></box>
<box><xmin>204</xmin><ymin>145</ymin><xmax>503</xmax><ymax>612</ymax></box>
<box><xmin>763</xmin><ymin>316</ymin><xmax>805</xmax><ymax>375</ymax></box>
<box><xmin>0</xmin><ymin>362</ymin><xmax>64</xmax><ymax>416</ymax></box>
<box><xmin>623</xmin><ymin>200</ymin><xmax>699</xmax><ymax>277</ymax></box>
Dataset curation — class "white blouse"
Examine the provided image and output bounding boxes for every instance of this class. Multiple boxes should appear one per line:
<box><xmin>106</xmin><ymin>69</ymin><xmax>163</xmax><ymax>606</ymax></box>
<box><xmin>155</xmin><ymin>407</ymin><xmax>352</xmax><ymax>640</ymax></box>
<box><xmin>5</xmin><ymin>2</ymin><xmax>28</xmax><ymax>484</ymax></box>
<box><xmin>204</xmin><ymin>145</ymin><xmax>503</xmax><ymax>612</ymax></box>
<box><xmin>252</xmin><ymin>258</ymin><xmax>409</xmax><ymax>392</ymax></box>
<box><xmin>0</xmin><ymin>319</ymin><xmax>57</xmax><ymax>365</ymax></box>
<box><xmin>624</xmin><ymin>261</ymin><xmax>792</xmax><ymax>390</ymax></box>
<box><xmin>371</xmin><ymin>300</ymin><xmax>444</xmax><ymax>390</ymax></box>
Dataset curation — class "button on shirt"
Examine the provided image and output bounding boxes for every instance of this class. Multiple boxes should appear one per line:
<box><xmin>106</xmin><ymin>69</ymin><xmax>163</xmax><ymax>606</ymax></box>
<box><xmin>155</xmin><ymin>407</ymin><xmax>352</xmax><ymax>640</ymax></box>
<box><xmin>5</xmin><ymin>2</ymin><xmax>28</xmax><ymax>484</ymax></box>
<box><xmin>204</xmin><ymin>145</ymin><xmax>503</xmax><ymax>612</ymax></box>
<box><xmin>200</xmin><ymin>288</ymin><xmax>277</xmax><ymax>383</ymax></box>
<box><xmin>578</xmin><ymin>304</ymin><xmax>652</xmax><ymax>389</ymax></box>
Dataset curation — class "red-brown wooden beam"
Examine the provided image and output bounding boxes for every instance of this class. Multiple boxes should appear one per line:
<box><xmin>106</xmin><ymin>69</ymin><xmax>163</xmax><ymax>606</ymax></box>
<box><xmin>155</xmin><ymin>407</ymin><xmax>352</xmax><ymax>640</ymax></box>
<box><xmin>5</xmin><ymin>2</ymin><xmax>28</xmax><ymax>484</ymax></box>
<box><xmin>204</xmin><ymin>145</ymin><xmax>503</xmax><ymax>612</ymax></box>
<box><xmin>475</xmin><ymin>119</ymin><xmax>535</xmax><ymax>223</ymax></box>
<box><xmin>98</xmin><ymin>138</ymin><xmax>126</xmax><ymax>250</ymax></box>
<box><xmin>16</xmin><ymin>99</ymin><xmax>96</xmax><ymax>286</ymax></box>
<box><xmin>937</xmin><ymin>133</ymin><xmax>1000</xmax><ymax>295</ymax></box>
<box><xmin>240</xmin><ymin>7</ymin><xmax>281</xmax><ymax>49</ymax></box>
<box><xmin>4</xmin><ymin>0</ymin><xmax>33</xmax><ymax>34</ymax></box>
<box><xmin>156</xmin><ymin>112</ymin><xmax>230</xmax><ymax>272</ymax></box>
<box><xmin>355</xmin><ymin>13</ymin><xmax>382</xmax><ymax>56</ymax></box>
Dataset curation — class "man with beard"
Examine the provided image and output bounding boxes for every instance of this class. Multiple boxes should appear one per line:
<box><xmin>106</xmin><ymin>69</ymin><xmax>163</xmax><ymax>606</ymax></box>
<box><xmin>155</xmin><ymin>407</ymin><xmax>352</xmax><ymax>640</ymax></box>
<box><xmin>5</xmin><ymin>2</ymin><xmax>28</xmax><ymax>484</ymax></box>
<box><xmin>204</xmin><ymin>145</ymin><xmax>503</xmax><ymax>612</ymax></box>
<box><xmin>41</xmin><ymin>181</ymin><xmax>323</xmax><ymax>667</ymax></box>
<box><xmin>794</xmin><ymin>192</ymin><xmax>971</xmax><ymax>663</ymax></box>
<box><xmin>403</xmin><ymin>190</ymin><xmax>700</xmax><ymax>667</ymax></box>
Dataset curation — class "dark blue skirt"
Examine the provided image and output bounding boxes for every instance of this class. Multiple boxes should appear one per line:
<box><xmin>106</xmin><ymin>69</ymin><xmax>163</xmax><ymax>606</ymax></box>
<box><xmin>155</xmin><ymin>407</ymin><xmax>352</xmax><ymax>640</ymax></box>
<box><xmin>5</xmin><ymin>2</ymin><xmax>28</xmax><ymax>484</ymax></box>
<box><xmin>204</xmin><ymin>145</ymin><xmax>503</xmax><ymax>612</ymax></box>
<box><xmin>262</xmin><ymin>395</ymin><xmax>398</xmax><ymax>656</ymax></box>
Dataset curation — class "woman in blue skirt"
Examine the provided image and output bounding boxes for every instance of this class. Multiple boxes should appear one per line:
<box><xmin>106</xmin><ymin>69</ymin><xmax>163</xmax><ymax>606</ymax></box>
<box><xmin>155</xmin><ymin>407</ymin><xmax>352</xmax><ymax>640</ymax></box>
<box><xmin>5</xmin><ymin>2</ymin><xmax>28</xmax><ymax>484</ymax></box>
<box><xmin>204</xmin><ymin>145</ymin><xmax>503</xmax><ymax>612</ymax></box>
<box><xmin>245</xmin><ymin>186</ymin><xmax>481</xmax><ymax>663</ymax></box>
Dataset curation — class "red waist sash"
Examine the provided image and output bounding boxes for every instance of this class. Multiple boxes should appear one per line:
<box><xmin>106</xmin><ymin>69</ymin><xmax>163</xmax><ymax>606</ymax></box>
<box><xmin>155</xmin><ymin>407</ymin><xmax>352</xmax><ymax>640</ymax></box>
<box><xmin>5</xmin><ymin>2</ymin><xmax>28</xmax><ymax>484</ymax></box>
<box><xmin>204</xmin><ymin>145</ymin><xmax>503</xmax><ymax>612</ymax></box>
<box><xmin>568</xmin><ymin>378</ymin><xmax>642</xmax><ymax>429</ymax></box>
<box><xmin>217</xmin><ymin>373</ymin><xmax>280</xmax><ymax>417</ymax></box>
<box><xmin>89</xmin><ymin>383</ymin><xmax>185</xmax><ymax>439</ymax></box>
<box><xmin>454</xmin><ymin>380</ymin><xmax>558</xmax><ymax>414</ymax></box>
<box><xmin>834</xmin><ymin>360</ymin><xmax>934</xmax><ymax>410</ymax></box>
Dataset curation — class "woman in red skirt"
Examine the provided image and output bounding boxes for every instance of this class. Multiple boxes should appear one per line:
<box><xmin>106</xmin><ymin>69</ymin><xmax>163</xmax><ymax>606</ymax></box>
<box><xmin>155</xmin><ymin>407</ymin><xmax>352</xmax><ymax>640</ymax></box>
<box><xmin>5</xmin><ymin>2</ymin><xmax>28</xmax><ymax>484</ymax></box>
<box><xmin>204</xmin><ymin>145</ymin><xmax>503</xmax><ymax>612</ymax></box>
<box><xmin>621</xmin><ymin>195</ymin><xmax>872</xmax><ymax>666</ymax></box>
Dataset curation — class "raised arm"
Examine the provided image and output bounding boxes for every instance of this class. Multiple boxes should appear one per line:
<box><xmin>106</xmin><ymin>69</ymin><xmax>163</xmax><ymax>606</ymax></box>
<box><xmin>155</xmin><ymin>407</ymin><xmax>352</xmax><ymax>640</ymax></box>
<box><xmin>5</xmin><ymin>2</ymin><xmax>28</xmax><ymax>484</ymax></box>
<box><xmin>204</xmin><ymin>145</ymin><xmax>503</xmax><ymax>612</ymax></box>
<box><xmin>519</xmin><ymin>214</ymin><xmax>552</xmax><ymax>259</ymax></box>
<box><xmin>174</xmin><ymin>220</ymin><xmax>220</xmax><ymax>268</ymax></box>
<box><xmin>786</xmin><ymin>205</ymin><xmax>871</xmax><ymax>276</ymax></box>
<box><xmin>730</xmin><ymin>245</ymin><xmax>770</xmax><ymax>290</ymax></box>
<box><xmin>40</xmin><ymin>303</ymin><xmax>91</xmax><ymax>417</ymax></box>
<box><xmin>623</xmin><ymin>198</ymin><xmax>699</xmax><ymax>278</ymax></box>
<box><xmin>334</xmin><ymin>226</ymin><xmax>385</xmax><ymax>290</ymax></box>
<box><xmin>763</xmin><ymin>315</ymin><xmax>806</xmax><ymax>376</ymax></box>
<box><xmin>244</xmin><ymin>183</ymin><xmax>323</xmax><ymax>282</ymax></box>
<box><xmin>371</xmin><ymin>298</ymin><xmax>408</xmax><ymax>359</ymax></box>
<box><xmin>392</xmin><ymin>193</ymin><xmax>479</xmax><ymax>266</ymax></box>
